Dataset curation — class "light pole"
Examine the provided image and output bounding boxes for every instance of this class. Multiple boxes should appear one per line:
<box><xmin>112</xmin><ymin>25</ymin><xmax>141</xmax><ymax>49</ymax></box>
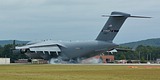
<box><xmin>147</xmin><ymin>54</ymin><xmax>148</xmax><ymax>62</ymax></box>
<box><xmin>139</xmin><ymin>52</ymin><xmax>141</xmax><ymax>63</ymax></box>
<box><xmin>150</xmin><ymin>53</ymin><xmax>151</xmax><ymax>62</ymax></box>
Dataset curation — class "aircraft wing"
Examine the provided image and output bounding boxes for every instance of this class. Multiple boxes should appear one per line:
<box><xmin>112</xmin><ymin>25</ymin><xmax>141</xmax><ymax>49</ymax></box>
<box><xmin>115</xmin><ymin>48</ymin><xmax>133</xmax><ymax>52</ymax></box>
<box><xmin>14</xmin><ymin>41</ymin><xmax>66</xmax><ymax>55</ymax></box>
<box><xmin>107</xmin><ymin>48</ymin><xmax>134</xmax><ymax>53</ymax></box>
<box><xmin>29</xmin><ymin>45</ymin><xmax>61</xmax><ymax>52</ymax></box>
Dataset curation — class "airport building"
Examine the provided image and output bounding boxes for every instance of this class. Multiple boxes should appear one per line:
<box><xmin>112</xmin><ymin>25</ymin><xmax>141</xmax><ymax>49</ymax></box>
<box><xmin>0</xmin><ymin>58</ymin><xmax>10</xmax><ymax>64</ymax></box>
<box><xmin>15</xmin><ymin>59</ymin><xmax>48</xmax><ymax>64</ymax></box>
<box><xmin>157</xmin><ymin>59</ymin><xmax>160</xmax><ymax>64</ymax></box>
<box><xmin>81</xmin><ymin>55</ymin><xmax>114</xmax><ymax>64</ymax></box>
<box><xmin>32</xmin><ymin>59</ymin><xmax>48</xmax><ymax>64</ymax></box>
<box><xmin>94</xmin><ymin>55</ymin><xmax>114</xmax><ymax>63</ymax></box>
<box><xmin>15</xmin><ymin>59</ymin><xmax>29</xmax><ymax>63</ymax></box>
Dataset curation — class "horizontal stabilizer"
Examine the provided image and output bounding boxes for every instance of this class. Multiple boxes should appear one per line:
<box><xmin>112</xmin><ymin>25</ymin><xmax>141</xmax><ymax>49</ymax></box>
<box><xmin>102</xmin><ymin>15</ymin><xmax>126</xmax><ymax>17</ymax></box>
<box><xmin>102</xmin><ymin>15</ymin><xmax>151</xmax><ymax>18</ymax></box>
<box><xmin>129</xmin><ymin>16</ymin><xmax>151</xmax><ymax>18</ymax></box>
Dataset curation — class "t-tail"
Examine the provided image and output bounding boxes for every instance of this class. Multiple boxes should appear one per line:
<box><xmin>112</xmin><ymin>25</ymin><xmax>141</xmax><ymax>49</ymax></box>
<box><xmin>96</xmin><ymin>11</ymin><xmax>151</xmax><ymax>42</ymax></box>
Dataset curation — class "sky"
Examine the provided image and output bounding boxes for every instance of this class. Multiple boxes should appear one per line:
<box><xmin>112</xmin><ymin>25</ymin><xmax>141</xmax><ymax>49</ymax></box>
<box><xmin>0</xmin><ymin>0</ymin><xmax>160</xmax><ymax>44</ymax></box>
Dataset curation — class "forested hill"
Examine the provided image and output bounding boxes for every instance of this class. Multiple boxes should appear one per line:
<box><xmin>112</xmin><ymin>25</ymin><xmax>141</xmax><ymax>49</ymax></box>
<box><xmin>120</xmin><ymin>38</ymin><xmax>160</xmax><ymax>48</ymax></box>
<box><xmin>1</xmin><ymin>38</ymin><xmax>160</xmax><ymax>48</ymax></box>
<box><xmin>0</xmin><ymin>40</ymin><xmax>29</xmax><ymax>46</ymax></box>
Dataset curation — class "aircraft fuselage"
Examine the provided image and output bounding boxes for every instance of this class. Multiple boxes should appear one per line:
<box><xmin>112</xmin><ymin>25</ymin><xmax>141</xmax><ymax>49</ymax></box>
<box><xmin>20</xmin><ymin>40</ymin><xmax>117</xmax><ymax>60</ymax></box>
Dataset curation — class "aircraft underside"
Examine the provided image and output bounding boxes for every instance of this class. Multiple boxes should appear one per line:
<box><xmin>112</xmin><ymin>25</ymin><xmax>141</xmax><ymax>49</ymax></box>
<box><xmin>25</xmin><ymin>51</ymin><xmax>60</xmax><ymax>60</ymax></box>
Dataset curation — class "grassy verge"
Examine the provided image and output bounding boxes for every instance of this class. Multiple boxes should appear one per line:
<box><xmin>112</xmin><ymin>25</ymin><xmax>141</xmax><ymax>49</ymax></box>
<box><xmin>0</xmin><ymin>64</ymin><xmax>159</xmax><ymax>80</ymax></box>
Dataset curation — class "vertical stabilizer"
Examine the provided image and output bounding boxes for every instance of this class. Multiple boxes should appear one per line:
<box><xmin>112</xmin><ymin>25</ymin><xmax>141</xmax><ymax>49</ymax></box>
<box><xmin>96</xmin><ymin>12</ymin><xmax>130</xmax><ymax>42</ymax></box>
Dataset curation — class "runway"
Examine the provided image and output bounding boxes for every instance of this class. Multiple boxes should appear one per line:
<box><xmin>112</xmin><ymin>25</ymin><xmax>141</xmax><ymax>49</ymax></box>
<box><xmin>47</xmin><ymin>63</ymin><xmax>160</xmax><ymax>66</ymax></box>
<box><xmin>3</xmin><ymin>63</ymin><xmax>160</xmax><ymax>66</ymax></box>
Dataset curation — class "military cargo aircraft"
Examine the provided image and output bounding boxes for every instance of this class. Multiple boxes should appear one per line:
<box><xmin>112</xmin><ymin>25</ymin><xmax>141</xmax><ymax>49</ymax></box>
<box><xmin>13</xmin><ymin>11</ymin><xmax>150</xmax><ymax>63</ymax></box>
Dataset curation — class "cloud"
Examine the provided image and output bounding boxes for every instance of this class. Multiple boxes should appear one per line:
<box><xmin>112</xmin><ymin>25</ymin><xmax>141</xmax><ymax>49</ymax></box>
<box><xmin>0</xmin><ymin>0</ymin><xmax>160</xmax><ymax>43</ymax></box>
<box><xmin>0</xmin><ymin>0</ymin><xmax>46</xmax><ymax>6</ymax></box>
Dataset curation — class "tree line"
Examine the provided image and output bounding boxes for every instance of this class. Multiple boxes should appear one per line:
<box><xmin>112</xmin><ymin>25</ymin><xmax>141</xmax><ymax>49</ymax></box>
<box><xmin>0</xmin><ymin>44</ymin><xmax>28</xmax><ymax>62</ymax></box>
<box><xmin>114</xmin><ymin>45</ymin><xmax>160</xmax><ymax>62</ymax></box>
<box><xmin>0</xmin><ymin>44</ymin><xmax>160</xmax><ymax>62</ymax></box>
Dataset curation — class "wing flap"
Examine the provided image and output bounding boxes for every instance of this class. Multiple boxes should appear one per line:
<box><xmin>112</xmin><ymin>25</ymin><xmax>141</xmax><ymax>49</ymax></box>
<box><xmin>30</xmin><ymin>46</ymin><xmax>61</xmax><ymax>52</ymax></box>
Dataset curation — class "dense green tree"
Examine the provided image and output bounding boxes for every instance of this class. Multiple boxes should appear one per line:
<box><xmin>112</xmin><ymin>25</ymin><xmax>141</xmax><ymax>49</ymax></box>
<box><xmin>119</xmin><ymin>54</ymin><xmax>126</xmax><ymax>60</ymax></box>
<box><xmin>113</xmin><ymin>45</ymin><xmax>160</xmax><ymax>62</ymax></box>
<box><xmin>0</xmin><ymin>44</ymin><xmax>28</xmax><ymax>62</ymax></box>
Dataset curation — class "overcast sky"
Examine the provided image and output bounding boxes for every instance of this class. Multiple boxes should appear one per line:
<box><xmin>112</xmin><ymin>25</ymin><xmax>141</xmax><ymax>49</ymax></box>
<box><xmin>0</xmin><ymin>0</ymin><xmax>160</xmax><ymax>44</ymax></box>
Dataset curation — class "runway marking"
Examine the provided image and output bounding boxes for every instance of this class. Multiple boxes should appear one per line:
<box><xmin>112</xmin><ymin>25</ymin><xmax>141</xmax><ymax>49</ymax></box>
<box><xmin>128</xmin><ymin>66</ymin><xmax>160</xmax><ymax>69</ymax></box>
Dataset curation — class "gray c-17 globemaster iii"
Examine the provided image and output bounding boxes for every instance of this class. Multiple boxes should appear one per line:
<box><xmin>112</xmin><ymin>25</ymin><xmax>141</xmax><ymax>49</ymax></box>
<box><xmin>13</xmin><ymin>11</ymin><xmax>150</xmax><ymax>63</ymax></box>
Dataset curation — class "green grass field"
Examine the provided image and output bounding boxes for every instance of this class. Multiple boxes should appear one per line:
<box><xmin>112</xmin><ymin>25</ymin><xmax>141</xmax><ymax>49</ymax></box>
<box><xmin>0</xmin><ymin>64</ymin><xmax>159</xmax><ymax>80</ymax></box>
